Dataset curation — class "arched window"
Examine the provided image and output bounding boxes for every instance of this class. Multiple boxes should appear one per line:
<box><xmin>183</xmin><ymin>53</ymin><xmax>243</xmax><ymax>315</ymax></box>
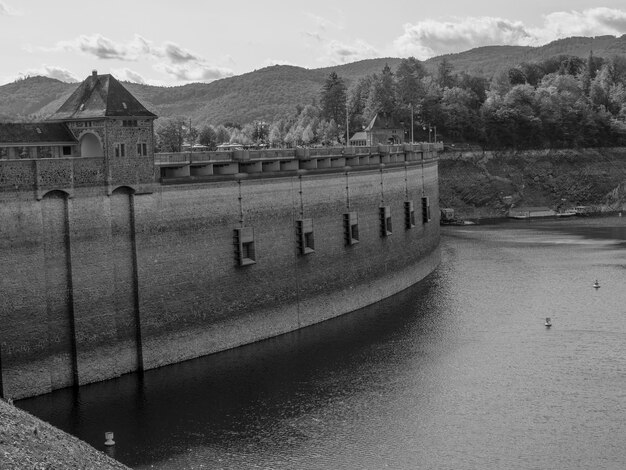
<box><xmin>79</xmin><ymin>132</ymin><xmax>103</xmax><ymax>157</ymax></box>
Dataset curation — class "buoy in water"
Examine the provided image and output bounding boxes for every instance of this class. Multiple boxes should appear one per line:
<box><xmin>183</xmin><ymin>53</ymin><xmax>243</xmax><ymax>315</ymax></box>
<box><xmin>593</xmin><ymin>280</ymin><xmax>600</xmax><ymax>289</ymax></box>
<box><xmin>545</xmin><ymin>317</ymin><xmax>552</xmax><ymax>327</ymax></box>
<box><xmin>104</xmin><ymin>432</ymin><xmax>115</xmax><ymax>446</ymax></box>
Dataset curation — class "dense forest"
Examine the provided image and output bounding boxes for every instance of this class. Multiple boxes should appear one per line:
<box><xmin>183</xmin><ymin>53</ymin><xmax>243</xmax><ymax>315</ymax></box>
<box><xmin>157</xmin><ymin>52</ymin><xmax>626</xmax><ymax>152</ymax></box>
<box><xmin>2</xmin><ymin>35</ymin><xmax>626</xmax><ymax>151</ymax></box>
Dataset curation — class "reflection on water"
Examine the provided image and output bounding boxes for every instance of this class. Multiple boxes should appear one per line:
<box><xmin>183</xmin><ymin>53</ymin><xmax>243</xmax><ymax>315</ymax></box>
<box><xmin>19</xmin><ymin>217</ymin><xmax>626</xmax><ymax>469</ymax></box>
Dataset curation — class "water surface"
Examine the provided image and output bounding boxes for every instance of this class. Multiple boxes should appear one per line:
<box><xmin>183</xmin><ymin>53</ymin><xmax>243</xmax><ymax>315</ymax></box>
<box><xmin>20</xmin><ymin>217</ymin><xmax>626</xmax><ymax>469</ymax></box>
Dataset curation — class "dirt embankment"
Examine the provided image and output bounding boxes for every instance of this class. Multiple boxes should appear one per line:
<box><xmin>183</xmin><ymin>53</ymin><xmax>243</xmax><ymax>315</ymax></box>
<box><xmin>439</xmin><ymin>147</ymin><xmax>626</xmax><ymax>219</ymax></box>
<box><xmin>0</xmin><ymin>400</ymin><xmax>129</xmax><ymax>470</ymax></box>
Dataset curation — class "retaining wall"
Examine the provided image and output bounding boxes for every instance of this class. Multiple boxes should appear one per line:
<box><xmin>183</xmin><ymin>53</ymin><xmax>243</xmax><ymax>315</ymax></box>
<box><xmin>0</xmin><ymin>160</ymin><xmax>439</xmax><ymax>399</ymax></box>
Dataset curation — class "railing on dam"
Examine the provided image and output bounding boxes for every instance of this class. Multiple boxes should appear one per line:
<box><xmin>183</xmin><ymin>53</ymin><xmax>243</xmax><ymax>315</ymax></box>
<box><xmin>155</xmin><ymin>143</ymin><xmax>443</xmax><ymax>181</ymax></box>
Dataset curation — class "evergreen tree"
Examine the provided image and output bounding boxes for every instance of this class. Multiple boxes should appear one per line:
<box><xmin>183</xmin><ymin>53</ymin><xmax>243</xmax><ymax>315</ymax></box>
<box><xmin>436</xmin><ymin>58</ymin><xmax>455</xmax><ymax>89</ymax></box>
<box><xmin>396</xmin><ymin>57</ymin><xmax>426</xmax><ymax>107</ymax></box>
<box><xmin>320</xmin><ymin>72</ymin><xmax>347</xmax><ymax>130</ymax></box>
<box><xmin>364</xmin><ymin>64</ymin><xmax>396</xmax><ymax>120</ymax></box>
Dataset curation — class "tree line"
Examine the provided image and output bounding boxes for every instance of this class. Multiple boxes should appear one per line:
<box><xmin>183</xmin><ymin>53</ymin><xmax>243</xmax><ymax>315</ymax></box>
<box><xmin>156</xmin><ymin>53</ymin><xmax>626</xmax><ymax>152</ymax></box>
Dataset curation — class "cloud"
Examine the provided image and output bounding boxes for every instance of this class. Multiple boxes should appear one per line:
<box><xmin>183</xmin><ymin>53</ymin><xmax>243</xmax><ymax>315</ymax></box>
<box><xmin>301</xmin><ymin>12</ymin><xmax>344</xmax><ymax>45</ymax></box>
<box><xmin>155</xmin><ymin>63</ymin><xmax>234</xmax><ymax>83</ymax></box>
<box><xmin>0</xmin><ymin>1</ymin><xmax>19</xmax><ymax>15</ymax></box>
<box><xmin>39</xmin><ymin>34</ymin><xmax>229</xmax><ymax>84</ymax></box>
<box><xmin>110</xmin><ymin>68</ymin><xmax>147</xmax><ymax>84</ymax></box>
<box><xmin>162</xmin><ymin>42</ymin><xmax>201</xmax><ymax>64</ymax></box>
<box><xmin>394</xmin><ymin>17</ymin><xmax>532</xmax><ymax>59</ymax></box>
<box><xmin>321</xmin><ymin>39</ymin><xmax>380</xmax><ymax>65</ymax></box>
<box><xmin>305</xmin><ymin>12</ymin><xmax>343</xmax><ymax>32</ymax></box>
<box><xmin>52</xmin><ymin>34</ymin><xmax>152</xmax><ymax>61</ymax></box>
<box><xmin>533</xmin><ymin>8</ymin><xmax>626</xmax><ymax>43</ymax></box>
<box><xmin>47</xmin><ymin>34</ymin><xmax>206</xmax><ymax>66</ymax></box>
<box><xmin>393</xmin><ymin>8</ymin><xmax>626</xmax><ymax>60</ymax></box>
<box><xmin>12</xmin><ymin>65</ymin><xmax>79</xmax><ymax>83</ymax></box>
<box><xmin>303</xmin><ymin>31</ymin><xmax>323</xmax><ymax>42</ymax></box>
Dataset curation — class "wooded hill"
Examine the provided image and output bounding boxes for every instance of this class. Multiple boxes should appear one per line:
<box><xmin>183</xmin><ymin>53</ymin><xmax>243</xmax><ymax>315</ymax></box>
<box><xmin>2</xmin><ymin>35</ymin><xmax>626</xmax><ymax>126</ymax></box>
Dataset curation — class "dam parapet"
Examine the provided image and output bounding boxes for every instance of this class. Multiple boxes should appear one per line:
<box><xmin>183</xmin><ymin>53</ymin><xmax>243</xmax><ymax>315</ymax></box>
<box><xmin>0</xmin><ymin>143</ymin><xmax>442</xmax><ymax>197</ymax></box>
<box><xmin>154</xmin><ymin>143</ymin><xmax>441</xmax><ymax>181</ymax></box>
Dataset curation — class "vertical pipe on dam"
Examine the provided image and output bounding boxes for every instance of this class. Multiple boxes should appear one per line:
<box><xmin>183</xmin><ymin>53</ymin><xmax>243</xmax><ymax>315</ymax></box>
<box><xmin>129</xmin><ymin>193</ymin><xmax>144</xmax><ymax>371</ymax></box>
<box><xmin>0</xmin><ymin>341</ymin><xmax>4</xmax><ymax>398</ymax></box>
<box><xmin>110</xmin><ymin>188</ymin><xmax>142</xmax><ymax>374</ymax></box>
<box><xmin>41</xmin><ymin>191</ymin><xmax>78</xmax><ymax>390</ymax></box>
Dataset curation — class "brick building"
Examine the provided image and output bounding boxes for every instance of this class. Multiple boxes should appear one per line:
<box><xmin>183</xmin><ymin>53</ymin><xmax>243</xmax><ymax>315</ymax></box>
<box><xmin>0</xmin><ymin>70</ymin><xmax>156</xmax><ymax>162</ymax></box>
<box><xmin>349</xmin><ymin>113</ymin><xmax>405</xmax><ymax>146</ymax></box>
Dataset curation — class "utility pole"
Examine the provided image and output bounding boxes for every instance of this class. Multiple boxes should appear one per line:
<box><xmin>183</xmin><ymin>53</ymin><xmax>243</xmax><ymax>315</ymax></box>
<box><xmin>345</xmin><ymin>100</ymin><xmax>350</xmax><ymax>147</ymax></box>
<box><xmin>410</xmin><ymin>103</ymin><xmax>414</xmax><ymax>144</ymax></box>
<box><xmin>188</xmin><ymin>117</ymin><xmax>192</xmax><ymax>159</ymax></box>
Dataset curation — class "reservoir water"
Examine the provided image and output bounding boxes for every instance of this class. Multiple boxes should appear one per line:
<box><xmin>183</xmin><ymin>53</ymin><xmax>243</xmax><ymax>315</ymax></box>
<box><xmin>19</xmin><ymin>217</ymin><xmax>626</xmax><ymax>469</ymax></box>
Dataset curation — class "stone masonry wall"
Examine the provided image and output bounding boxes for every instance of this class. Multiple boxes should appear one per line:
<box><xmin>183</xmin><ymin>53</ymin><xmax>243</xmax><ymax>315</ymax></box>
<box><xmin>0</xmin><ymin>161</ymin><xmax>439</xmax><ymax>399</ymax></box>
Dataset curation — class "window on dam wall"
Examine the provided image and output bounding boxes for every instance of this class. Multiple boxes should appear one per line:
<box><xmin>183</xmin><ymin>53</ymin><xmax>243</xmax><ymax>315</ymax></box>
<box><xmin>379</xmin><ymin>206</ymin><xmax>392</xmax><ymax>237</ymax></box>
<box><xmin>234</xmin><ymin>227</ymin><xmax>256</xmax><ymax>266</ymax></box>
<box><xmin>296</xmin><ymin>219</ymin><xmax>315</xmax><ymax>255</ymax></box>
<box><xmin>421</xmin><ymin>197</ymin><xmax>431</xmax><ymax>223</ymax></box>
<box><xmin>343</xmin><ymin>212</ymin><xmax>360</xmax><ymax>246</ymax></box>
<box><xmin>405</xmin><ymin>201</ymin><xmax>416</xmax><ymax>229</ymax></box>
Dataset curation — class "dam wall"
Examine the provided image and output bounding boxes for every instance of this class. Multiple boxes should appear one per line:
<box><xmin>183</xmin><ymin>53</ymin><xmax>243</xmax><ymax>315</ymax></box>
<box><xmin>0</xmin><ymin>145</ymin><xmax>440</xmax><ymax>399</ymax></box>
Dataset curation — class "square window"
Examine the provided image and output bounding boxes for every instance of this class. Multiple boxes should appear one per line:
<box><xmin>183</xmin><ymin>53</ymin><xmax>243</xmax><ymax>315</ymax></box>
<box><xmin>115</xmin><ymin>143</ymin><xmax>126</xmax><ymax>157</ymax></box>
<box><xmin>62</xmin><ymin>146</ymin><xmax>72</xmax><ymax>156</ymax></box>
<box><xmin>404</xmin><ymin>201</ymin><xmax>416</xmax><ymax>229</ymax></box>
<box><xmin>137</xmin><ymin>142</ymin><xmax>148</xmax><ymax>156</ymax></box>
<box><xmin>343</xmin><ymin>212</ymin><xmax>359</xmax><ymax>246</ymax></box>
<box><xmin>421</xmin><ymin>196</ymin><xmax>431</xmax><ymax>223</ymax></box>
<box><xmin>379</xmin><ymin>206</ymin><xmax>392</xmax><ymax>237</ymax></box>
<box><xmin>296</xmin><ymin>219</ymin><xmax>315</xmax><ymax>255</ymax></box>
<box><xmin>234</xmin><ymin>227</ymin><xmax>256</xmax><ymax>266</ymax></box>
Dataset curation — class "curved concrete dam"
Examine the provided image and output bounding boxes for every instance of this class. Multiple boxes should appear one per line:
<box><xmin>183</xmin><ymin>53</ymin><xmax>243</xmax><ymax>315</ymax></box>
<box><xmin>0</xmin><ymin>146</ymin><xmax>440</xmax><ymax>399</ymax></box>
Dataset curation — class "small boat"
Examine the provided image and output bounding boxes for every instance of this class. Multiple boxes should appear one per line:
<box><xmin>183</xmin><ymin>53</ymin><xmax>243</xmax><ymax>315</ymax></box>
<box><xmin>545</xmin><ymin>317</ymin><xmax>552</xmax><ymax>327</ymax></box>
<box><xmin>593</xmin><ymin>280</ymin><xmax>600</xmax><ymax>289</ymax></box>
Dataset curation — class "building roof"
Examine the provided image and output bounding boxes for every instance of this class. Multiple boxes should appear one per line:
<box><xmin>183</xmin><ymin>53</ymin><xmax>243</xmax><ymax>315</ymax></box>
<box><xmin>0</xmin><ymin>122</ymin><xmax>77</xmax><ymax>144</ymax></box>
<box><xmin>364</xmin><ymin>113</ymin><xmax>403</xmax><ymax>132</ymax></box>
<box><xmin>47</xmin><ymin>71</ymin><xmax>157</xmax><ymax>120</ymax></box>
<box><xmin>349</xmin><ymin>131</ymin><xmax>367</xmax><ymax>141</ymax></box>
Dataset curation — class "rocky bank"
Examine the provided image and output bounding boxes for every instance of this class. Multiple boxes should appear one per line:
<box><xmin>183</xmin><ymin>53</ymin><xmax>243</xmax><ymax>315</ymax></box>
<box><xmin>439</xmin><ymin>147</ymin><xmax>626</xmax><ymax>219</ymax></box>
<box><xmin>0</xmin><ymin>400</ymin><xmax>129</xmax><ymax>470</ymax></box>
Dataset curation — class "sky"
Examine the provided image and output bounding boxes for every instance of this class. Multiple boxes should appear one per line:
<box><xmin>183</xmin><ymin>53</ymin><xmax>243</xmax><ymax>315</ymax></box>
<box><xmin>1</xmin><ymin>0</ymin><xmax>626</xmax><ymax>86</ymax></box>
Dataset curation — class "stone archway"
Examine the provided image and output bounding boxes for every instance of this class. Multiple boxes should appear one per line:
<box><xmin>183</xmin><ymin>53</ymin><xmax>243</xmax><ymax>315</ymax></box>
<box><xmin>79</xmin><ymin>132</ymin><xmax>103</xmax><ymax>157</ymax></box>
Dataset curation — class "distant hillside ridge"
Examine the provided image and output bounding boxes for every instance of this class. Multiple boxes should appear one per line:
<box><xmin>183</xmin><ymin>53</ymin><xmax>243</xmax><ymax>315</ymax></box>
<box><xmin>1</xmin><ymin>35</ymin><xmax>625</xmax><ymax>125</ymax></box>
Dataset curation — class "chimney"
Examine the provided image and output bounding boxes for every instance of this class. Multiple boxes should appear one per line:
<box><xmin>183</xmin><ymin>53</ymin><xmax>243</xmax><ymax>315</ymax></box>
<box><xmin>92</xmin><ymin>70</ymin><xmax>97</xmax><ymax>77</ymax></box>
